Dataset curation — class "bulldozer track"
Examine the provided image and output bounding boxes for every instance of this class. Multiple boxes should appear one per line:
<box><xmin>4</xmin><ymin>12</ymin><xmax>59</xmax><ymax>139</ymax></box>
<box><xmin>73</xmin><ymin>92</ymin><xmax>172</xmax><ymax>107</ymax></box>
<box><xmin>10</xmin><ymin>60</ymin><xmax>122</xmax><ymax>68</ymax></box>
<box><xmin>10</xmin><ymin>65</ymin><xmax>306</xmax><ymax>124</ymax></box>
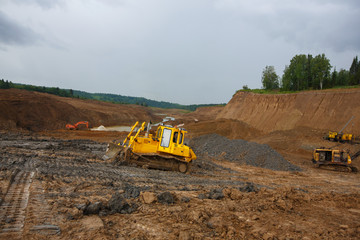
<box><xmin>316</xmin><ymin>164</ymin><xmax>357</xmax><ymax>173</ymax></box>
<box><xmin>0</xmin><ymin>170</ymin><xmax>34</xmax><ymax>236</ymax></box>
<box><xmin>112</xmin><ymin>149</ymin><xmax>191</xmax><ymax>173</ymax></box>
<box><xmin>0</xmin><ymin>155</ymin><xmax>60</xmax><ymax>238</ymax></box>
<box><xmin>25</xmin><ymin>179</ymin><xmax>60</xmax><ymax>236</ymax></box>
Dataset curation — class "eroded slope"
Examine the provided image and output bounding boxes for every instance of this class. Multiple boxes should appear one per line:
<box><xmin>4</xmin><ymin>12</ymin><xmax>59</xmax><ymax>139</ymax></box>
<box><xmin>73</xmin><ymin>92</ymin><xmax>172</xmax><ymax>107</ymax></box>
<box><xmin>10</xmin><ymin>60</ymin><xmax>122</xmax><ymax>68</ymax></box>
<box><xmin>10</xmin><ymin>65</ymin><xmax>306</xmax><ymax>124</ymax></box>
<box><xmin>218</xmin><ymin>89</ymin><xmax>360</xmax><ymax>134</ymax></box>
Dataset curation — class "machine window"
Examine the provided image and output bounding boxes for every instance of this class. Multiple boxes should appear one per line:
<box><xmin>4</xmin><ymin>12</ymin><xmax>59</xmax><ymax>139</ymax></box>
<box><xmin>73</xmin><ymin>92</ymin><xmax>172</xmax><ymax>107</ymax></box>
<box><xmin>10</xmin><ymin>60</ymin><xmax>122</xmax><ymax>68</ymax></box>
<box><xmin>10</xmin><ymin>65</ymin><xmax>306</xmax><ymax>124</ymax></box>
<box><xmin>173</xmin><ymin>132</ymin><xmax>178</xmax><ymax>143</ymax></box>
<box><xmin>179</xmin><ymin>132</ymin><xmax>183</xmax><ymax>144</ymax></box>
<box><xmin>160</xmin><ymin>128</ymin><xmax>172</xmax><ymax>148</ymax></box>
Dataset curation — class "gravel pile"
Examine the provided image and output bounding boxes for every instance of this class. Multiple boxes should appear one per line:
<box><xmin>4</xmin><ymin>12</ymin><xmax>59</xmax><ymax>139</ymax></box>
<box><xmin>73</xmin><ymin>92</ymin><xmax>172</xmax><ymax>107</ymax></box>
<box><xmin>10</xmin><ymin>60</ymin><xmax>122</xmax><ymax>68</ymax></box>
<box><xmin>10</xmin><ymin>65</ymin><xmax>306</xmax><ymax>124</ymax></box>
<box><xmin>190</xmin><ymin>134</ymin><xmax>301</xmax><ymax>172</ymax></box>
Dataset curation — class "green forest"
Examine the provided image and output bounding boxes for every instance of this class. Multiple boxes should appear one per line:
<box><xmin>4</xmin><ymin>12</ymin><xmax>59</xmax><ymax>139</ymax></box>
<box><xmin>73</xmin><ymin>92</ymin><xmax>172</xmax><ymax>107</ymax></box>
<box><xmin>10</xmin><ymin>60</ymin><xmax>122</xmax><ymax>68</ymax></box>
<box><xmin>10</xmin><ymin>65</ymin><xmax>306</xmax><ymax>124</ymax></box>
<box><xmin>0</xmin><ymin>80</ymin><xmax>223</xmax><ymax>111</ymax></box>
<box><xmin>259</xmin><ymin>55</ymin><xmax>360</xmax><ymax>91</ymax></box>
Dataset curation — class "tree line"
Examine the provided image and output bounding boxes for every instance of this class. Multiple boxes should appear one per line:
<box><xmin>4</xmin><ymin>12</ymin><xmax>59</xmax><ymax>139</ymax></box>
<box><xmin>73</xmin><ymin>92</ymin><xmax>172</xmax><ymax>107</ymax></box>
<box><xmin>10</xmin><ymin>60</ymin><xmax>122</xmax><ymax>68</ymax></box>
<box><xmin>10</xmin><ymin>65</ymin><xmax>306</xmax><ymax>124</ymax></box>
<box><xmin>260</xmin><ymin>55</ymin><xmax>360</xmax><ymax>91</ymax></box>
<box><xmin>73</xmin><ymin>90</ymin><xmax>224</xmax><ymax>111</ymax></box>
<box><xmin>0</xmin><ymin>80</ymin><xmax>74</xmax><ymax>97</ymax></box>
<box><xmin>0</xmin><ymin>80</ymin><xmax>224</xmax><ymax>111</ymax></box>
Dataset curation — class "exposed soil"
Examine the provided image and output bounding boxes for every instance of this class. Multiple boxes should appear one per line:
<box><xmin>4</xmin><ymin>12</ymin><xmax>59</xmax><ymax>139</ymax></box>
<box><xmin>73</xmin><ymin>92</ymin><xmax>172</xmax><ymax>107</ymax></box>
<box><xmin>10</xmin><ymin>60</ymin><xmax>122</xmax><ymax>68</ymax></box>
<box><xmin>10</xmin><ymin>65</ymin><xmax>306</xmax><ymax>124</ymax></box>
<box><xmin>0</xmin><ymin>89</ymin><xmax>161</xmax><ymax>131</ymax></box>
<box><xmin>218</xmin><ymin>89</ymin><xmax>360</xmax><ymax>134</ymax></box>
<box><xmin>0</xmin><ymin>88</ymin><xmax>360</xmax><ymax>239</ymax></box>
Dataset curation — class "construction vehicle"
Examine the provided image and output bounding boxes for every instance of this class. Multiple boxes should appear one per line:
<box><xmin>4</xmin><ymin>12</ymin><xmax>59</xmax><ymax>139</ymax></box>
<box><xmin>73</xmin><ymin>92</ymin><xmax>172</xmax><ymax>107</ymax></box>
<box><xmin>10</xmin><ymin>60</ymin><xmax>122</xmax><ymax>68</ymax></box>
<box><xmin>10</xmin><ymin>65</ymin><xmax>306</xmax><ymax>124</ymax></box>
<box><xmin>324</xmin><ymin>116</ymin><xmax>358</xmax><ymax>143</ymax></box>
<box><xmin>66</xmin><ymin>121</ymin><xmax>89</xmax><ymax>130</ymax></box>
<box><xmin>312</xmin><ymin>147</ymin><xmax>358</xmax><ymax>172</ymax></box>
<box><xmin>103</xmin><ymin>121</ymin><xmax>196</xmax><ymax>173</ymax></box>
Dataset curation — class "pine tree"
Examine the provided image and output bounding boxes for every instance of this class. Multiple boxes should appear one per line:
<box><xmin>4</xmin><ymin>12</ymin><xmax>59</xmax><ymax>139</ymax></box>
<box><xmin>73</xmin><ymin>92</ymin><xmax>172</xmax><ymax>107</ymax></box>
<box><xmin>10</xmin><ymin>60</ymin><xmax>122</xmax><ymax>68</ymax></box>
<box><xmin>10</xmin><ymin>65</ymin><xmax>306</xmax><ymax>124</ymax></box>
<box><xmin>349</xmin><ymin>56</ymin><xmax>360</xmax><ymax>85</ymax></box>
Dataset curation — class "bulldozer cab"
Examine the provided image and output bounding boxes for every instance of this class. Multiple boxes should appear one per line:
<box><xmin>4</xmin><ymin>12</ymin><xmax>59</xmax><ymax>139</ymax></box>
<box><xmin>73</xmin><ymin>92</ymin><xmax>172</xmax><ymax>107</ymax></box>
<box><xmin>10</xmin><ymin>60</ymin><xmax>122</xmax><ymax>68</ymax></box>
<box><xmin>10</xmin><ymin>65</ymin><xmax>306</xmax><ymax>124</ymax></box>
<box><xmin>157</xmin><ymin>126</ymin><xmax>188</xmax><ymax>156</ymax></box>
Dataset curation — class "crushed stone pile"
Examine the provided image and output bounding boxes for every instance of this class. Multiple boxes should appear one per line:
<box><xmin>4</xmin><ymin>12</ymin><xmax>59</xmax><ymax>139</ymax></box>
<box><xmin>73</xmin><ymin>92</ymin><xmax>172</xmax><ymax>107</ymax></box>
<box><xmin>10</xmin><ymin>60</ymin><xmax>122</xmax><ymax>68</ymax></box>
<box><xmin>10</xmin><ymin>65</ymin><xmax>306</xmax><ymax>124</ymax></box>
<box><xmin>190</xmin><ymin>134</ymin><xmax>301</xmax><ymax>172</ymax></box>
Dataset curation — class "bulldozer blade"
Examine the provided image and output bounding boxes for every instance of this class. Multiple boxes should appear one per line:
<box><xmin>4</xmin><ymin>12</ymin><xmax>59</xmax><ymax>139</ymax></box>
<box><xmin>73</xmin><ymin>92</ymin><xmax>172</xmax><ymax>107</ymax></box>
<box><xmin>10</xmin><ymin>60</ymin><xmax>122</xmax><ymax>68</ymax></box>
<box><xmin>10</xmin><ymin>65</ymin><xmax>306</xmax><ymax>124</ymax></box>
<box><xmin>103</xmin><ymin>142</ymin><xmax>124</xmax><ymax>161</ymax></box>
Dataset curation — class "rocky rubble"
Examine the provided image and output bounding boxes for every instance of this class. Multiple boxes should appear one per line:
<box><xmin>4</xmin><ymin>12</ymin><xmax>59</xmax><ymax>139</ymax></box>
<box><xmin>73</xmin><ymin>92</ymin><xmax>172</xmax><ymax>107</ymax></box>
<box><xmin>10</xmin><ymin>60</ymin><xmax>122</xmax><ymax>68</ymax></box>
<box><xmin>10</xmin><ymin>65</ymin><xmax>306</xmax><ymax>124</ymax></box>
<box><xmin>190</xmin><ymin>133</ymin><xmax>301</xmax><ymax>171</ymax></box>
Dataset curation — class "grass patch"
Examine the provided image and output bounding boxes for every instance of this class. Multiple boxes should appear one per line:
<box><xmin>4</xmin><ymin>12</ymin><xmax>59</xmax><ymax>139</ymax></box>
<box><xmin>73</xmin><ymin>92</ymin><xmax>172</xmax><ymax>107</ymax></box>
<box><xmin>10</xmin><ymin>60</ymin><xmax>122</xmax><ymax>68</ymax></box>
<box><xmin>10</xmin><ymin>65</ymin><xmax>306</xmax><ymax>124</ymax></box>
<box><xmin>234</xmin><ymin>85</ymin><xmax>360</xmax><ymax>96</ymax></box>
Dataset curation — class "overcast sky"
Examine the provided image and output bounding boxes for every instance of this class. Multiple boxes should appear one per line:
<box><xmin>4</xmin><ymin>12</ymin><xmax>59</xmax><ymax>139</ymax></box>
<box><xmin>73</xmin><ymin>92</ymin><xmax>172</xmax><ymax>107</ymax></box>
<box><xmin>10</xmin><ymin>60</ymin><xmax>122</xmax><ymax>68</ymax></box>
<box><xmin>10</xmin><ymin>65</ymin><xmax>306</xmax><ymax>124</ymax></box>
<box><xmin>0</xmin><ymin>0</ymin><xmax>359</xmax><ymax>104</ymax></box>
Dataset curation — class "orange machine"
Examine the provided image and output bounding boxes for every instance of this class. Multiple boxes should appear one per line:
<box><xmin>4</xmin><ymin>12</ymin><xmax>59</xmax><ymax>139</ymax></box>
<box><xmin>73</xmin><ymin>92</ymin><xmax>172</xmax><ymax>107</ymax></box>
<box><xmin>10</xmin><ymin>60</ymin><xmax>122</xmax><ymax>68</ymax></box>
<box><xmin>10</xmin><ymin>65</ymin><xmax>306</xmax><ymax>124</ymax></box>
<box><xmin>66</xmin><ymin>121</ymin><xmax>89</xmax><ymax>130</ymax></box>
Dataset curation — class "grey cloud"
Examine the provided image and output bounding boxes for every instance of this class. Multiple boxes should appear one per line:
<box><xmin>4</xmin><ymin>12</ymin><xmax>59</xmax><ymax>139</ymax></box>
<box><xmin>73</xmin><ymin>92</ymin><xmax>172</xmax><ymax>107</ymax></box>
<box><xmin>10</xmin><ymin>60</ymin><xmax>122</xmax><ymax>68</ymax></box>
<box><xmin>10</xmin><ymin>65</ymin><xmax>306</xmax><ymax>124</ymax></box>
<box><xmin>12</xmin><ymin>0</ymin><xmax>64</xmax><ymax>9</ymax></box>
<box><xmin>0</xmin><ymin>0</ymin><xmax>358</xmax><ymax>104</ymax></box>
<box><xmin>270</xmin><ymin>2</ymin><xmax>360</xmax><ymax>52</ymax></box>
<box><xmin>0</xmin><ymin>11</ymin><xmax>40</xmax><ymax>46</ymax></box>
<box><xmin>216</xmin><ymin>0</ymin><xmax>360</xmax><ymax>52</ymax></box>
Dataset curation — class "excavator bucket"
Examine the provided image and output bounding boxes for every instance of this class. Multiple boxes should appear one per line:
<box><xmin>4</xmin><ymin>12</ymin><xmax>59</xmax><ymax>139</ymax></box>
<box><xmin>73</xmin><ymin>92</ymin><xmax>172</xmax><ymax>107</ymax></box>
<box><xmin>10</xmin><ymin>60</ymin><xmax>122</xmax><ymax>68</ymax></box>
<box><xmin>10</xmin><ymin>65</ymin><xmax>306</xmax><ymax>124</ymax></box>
<box><xmin>103</xmin><ymin>142</ymin><xmax>124</xmax><ymax>161</ymax></box>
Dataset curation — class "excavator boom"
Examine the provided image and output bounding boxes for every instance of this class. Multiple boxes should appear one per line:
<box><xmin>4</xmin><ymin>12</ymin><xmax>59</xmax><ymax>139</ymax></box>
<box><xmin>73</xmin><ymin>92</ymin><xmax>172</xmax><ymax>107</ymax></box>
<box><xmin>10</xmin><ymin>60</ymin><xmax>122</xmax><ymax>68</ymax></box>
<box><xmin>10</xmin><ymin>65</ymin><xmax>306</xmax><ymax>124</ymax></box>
<box><xmin>66</xmin><ymin>121</ymin><xmax>89</xmax><ymax>130</ymax></box>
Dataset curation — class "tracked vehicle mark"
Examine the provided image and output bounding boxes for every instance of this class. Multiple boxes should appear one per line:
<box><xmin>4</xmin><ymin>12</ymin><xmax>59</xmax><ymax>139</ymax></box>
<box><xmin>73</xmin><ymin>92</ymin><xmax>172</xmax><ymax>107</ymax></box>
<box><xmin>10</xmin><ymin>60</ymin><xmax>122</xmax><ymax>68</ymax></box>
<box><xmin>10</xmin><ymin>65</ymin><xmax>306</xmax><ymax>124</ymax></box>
<box><xmin>26</xmin><ymin>179</ymin><xmax>61</xmax><ymax>236</ymax></box>
<box><xmin>0</xmin><ymin>170</ymin><xmax>34</xmax><ymax>237</ymax></box>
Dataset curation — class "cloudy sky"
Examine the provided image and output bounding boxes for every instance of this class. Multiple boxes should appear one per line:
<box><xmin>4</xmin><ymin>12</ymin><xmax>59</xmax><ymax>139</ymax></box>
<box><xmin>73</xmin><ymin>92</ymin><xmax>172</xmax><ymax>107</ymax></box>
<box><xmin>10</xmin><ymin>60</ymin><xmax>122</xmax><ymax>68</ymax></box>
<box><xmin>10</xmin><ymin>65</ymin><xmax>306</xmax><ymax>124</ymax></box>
<box><xmin>0</xmin><ymin>0</ymin><xmax>359</xmax><ymax>104</ymax></box>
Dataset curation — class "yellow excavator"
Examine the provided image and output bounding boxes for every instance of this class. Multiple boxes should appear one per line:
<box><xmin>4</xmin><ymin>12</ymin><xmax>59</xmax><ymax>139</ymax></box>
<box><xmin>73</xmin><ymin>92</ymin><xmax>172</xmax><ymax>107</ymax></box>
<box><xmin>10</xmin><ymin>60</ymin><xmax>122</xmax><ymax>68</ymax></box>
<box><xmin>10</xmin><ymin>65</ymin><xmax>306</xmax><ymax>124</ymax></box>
<box><xmin>103</xmin><ymin>121</ymin><xmax>196</xmax><ymax>173</ymax></box>
<box><xmin>324</xmin><ymin>116</ymin><xmax>358</xmax><ymax>143</ymax></box>
<box><xmin>312</xmin><ymin>147</ymin><xmax>357</xmax><ymax>172</ymax></box>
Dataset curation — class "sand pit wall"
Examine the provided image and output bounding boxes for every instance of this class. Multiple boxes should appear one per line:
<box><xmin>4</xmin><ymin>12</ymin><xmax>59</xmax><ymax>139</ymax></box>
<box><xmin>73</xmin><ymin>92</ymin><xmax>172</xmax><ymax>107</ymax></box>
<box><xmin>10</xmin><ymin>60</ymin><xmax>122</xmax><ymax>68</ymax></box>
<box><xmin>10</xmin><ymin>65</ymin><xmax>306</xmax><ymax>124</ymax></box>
<box><xmin>218</xmin><ymin>90</ymin><xmax>360</xmax><ymax>134</ymax></box>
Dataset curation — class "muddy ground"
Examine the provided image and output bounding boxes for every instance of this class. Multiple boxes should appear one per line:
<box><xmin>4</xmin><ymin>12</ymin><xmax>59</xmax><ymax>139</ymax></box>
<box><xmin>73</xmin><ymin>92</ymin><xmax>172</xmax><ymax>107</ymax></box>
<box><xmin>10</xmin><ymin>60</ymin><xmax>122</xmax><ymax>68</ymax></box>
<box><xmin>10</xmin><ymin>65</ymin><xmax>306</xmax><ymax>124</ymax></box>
<box><xmin>0</xmin><ymin>130</ymin><xmax>359</xmax><ymax>240</ymax></box>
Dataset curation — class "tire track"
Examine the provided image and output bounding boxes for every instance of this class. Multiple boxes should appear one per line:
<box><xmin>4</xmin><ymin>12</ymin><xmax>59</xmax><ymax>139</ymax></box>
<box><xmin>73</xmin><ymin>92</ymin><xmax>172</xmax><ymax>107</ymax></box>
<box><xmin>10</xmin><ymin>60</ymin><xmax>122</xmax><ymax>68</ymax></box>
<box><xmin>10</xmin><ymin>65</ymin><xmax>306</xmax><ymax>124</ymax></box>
<box><xmin>0</xmin><ymin>170</ymin><xmax>34</xmax><ymax>237</ymax></box>
<box><xmin>25</xmin><ymin>179</ymin><xmax>60</xmax><ymax>236</ymax></box>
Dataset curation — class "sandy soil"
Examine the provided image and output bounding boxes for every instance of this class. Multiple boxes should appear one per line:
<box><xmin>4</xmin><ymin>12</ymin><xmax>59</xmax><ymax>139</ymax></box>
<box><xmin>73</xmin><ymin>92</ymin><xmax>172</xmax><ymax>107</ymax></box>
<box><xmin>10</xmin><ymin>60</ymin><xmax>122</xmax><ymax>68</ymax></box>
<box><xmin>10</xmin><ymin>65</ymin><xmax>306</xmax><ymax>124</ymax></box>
<box><xmin>0</xmin><ymin>89</ymin><xmax>360</xmax><ymax>239</ymax></box>
<box><xmin>219</xmin><ymin>89</ymin><xmax>360</xmax><ymax>134</ymax></box>
<box><xmin>0</xmin><ymin>89</ymin><xmax>160</xmax><ymax>131</ymax></box>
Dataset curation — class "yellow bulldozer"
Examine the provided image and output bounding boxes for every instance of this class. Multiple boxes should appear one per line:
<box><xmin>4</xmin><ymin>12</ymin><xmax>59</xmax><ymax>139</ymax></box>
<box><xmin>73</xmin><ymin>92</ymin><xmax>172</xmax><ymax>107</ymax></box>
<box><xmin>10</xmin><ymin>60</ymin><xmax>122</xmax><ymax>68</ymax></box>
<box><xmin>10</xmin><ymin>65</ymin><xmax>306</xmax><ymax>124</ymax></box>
<box><xmin>312</xmin><ymin>147</ymin><xmax>357</xmax><ymax>172</ymax></box>
<box><xmin>103</xmin><ymin>121</ymin><xmax>196</xmax><ymax>173</ymax></box>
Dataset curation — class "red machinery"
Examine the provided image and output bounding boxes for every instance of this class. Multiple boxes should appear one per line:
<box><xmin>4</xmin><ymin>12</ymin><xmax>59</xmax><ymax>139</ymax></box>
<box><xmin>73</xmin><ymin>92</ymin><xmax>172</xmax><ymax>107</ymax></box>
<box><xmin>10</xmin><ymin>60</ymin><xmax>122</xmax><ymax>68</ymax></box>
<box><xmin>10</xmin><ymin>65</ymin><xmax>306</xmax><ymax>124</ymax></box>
<box><xmin>66</xmin><ymin>121</ymin><xmax>89</xmax><ymax>130</ymax></box>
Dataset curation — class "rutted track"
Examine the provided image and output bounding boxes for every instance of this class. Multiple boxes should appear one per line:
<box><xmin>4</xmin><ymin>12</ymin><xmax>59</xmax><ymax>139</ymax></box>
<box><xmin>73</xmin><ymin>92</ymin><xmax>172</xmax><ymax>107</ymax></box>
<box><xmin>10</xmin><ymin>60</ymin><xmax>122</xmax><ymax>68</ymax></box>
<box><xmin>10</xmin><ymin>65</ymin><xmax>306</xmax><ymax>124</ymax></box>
<box><xmin>0</xmin><ymin>132</ymin><xmax>253</xmax><ymax>195</ymax></box>
<box><xmin>0</xmin><ymin>170</ymin><xmax>34</xmax><ymax>237</ymax></box>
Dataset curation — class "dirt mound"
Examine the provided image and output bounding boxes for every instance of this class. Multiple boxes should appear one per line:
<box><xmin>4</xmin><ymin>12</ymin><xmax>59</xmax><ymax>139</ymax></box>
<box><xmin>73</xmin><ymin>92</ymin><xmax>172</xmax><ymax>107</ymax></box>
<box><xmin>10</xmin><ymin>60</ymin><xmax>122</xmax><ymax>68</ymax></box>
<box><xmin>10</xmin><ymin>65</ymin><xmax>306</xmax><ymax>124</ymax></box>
<box><xmin>190</xmin><ymin>134</ymin><xmax>301</xmax><ymax>171</ymax></box>
<box><xmin>0</xmin><ymin>89</ymin><xmax>160</xmax><ymax>131</ymax></box>
<box><xmin>186</xmin><ymin>119</ymin><xmax>262</xmax><ymax>140</ymax></box>
<box><xmin>218</xmin><ymin>89</ymin><xmax>360</xmax><ymax>134</ymax></box>
<box><xmin>186</xmin><ymin>106</ymin><xmax>224</xmax><ymax>121</ymax></box>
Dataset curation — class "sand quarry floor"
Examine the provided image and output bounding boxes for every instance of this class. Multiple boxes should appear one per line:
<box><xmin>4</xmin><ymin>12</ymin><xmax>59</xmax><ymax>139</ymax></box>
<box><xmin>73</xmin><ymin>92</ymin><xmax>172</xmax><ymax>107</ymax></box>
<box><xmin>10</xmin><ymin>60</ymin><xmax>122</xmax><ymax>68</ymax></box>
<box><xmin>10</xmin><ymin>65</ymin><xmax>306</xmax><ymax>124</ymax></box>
<box><xmin>0</xmin><ymin>89</ymin><xmax>360</xmax><ymax>239</ymax></box>
<box><xmin>0</xmin><ymin>126</ymin><xmax>359</xmax><ymax>240</ymax></box>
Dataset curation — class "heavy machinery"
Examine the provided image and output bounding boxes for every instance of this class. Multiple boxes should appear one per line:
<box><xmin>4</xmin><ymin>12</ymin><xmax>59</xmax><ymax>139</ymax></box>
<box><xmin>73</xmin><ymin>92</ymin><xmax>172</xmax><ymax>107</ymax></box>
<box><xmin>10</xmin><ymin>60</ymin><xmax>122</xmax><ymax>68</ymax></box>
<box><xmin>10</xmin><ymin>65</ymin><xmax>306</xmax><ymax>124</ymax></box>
<box><xmin>103</xmin><ymin>121</ymin><xmax>197</xmax><ymax>173</ymax></box>
<box><xmin>312</xmin><ymin>147</ymin><xmax>358</xmax><ymax>172</ymax></box>
<box><xmin>324</xmin><ymin>116</ymin><xmax>358</xmax><ymax>143</ymax></box>
<box><xmin>325</xmin><ymin>131</ymin><xmax>355</xmax><ymax>143</ymax></box>
<box><xmin>66</xmin><ymin>121</ymin><xmax>89</xmax><ymax>130</ymax></box>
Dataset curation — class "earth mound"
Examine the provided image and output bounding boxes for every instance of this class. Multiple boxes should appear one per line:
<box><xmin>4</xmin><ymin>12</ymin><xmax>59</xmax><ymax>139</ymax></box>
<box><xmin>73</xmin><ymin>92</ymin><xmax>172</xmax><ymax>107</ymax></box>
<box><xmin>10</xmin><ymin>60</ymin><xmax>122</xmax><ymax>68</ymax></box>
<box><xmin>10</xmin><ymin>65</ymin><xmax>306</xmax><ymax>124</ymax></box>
<box><xmin>186</xmin><ymin>119</ymin><xmax>262</xmax><ymax>140</ymax></box>
<box><xmin>0</xmin><ymin>89</ymin><xmax>160</xmax><ymax>131</ymax></box>
<box><xmin>190</xmin><ymin>134</ymin><xmax>301</xmax><ymax>172</ymax></box>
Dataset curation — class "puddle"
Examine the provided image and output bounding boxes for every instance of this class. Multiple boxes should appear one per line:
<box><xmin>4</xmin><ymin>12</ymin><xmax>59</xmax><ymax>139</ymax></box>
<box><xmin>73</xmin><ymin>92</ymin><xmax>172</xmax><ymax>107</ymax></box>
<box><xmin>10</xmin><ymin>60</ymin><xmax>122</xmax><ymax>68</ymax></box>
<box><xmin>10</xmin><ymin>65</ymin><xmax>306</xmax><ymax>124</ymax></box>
<box><xmin>91</xmin><ymin>117</ymin><xmax>176</xmax><ymax>132</ymax></box>
<box><xmin>91</xmin><ymin>125</ymin><xmax>132</xmax><ymax>132</ymax></box>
